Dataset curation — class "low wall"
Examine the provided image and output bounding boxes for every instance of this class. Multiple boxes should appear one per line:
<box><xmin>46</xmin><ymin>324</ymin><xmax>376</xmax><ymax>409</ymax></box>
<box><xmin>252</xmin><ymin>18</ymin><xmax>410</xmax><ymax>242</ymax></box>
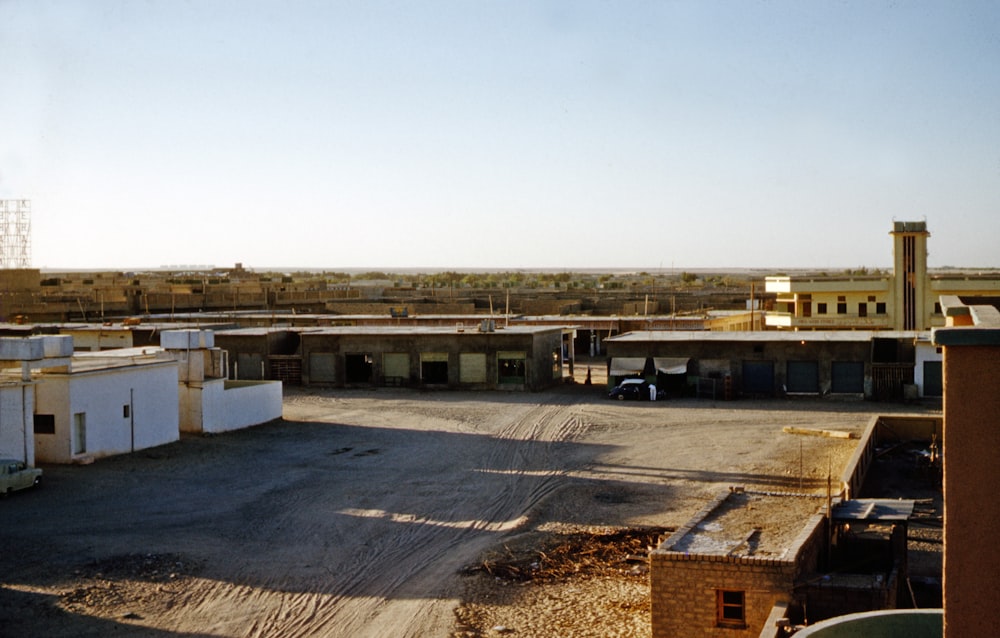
<box><xmin>840</xmin><ymin>415</ymin><xmax>942</xmax><ymax>499</ymax></box>
<box><xmin>180</xmin><ymin>379</ymin><xmax>283</xmax><ymax>434</ymax></box>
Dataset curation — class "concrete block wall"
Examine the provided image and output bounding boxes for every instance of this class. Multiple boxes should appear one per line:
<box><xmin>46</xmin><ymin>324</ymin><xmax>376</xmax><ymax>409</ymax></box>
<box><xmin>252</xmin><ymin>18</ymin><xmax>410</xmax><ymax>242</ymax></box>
<box><xmin>650</xmin><ymin>552</ymin><xmax>796</xmax><ymax>637</ymax></box>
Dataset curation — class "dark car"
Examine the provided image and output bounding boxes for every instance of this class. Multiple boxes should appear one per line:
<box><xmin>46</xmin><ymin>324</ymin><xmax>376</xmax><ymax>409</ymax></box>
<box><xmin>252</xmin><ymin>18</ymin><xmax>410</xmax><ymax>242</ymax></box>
<box><xmin>608</xmin><ymin>379</ymin><xmax>667</xmax><ymax>401</ymax></box>
<box><xmin>608</xmin><ymin>378</ymin><xmax>647</xmax><ymax>400</ymax></box>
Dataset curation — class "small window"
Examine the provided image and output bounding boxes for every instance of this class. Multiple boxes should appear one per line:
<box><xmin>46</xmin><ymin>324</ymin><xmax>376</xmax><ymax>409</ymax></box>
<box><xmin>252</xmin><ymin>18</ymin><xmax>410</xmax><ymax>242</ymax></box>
<box><xmin>858</xmin><ymin>303</ymin><xmax>868</xmax><ymax>318</ymax></box>
<box><xmin>837</xmin><ymin>295</ymin><xmax>846</xmax><ymax>302</ymax></box>
<box><xmin>123</xmin><ymin>405</ymin><xmax>131</xmax><ymax>418</ymax></box>
<box><xmin>717</xmin><ymin>589</ymin><xmax>746</xmax><ymax>628</ymax></box>
<box><xmin>837</xmin><ymin>303</ymin><xmax>847</xmax><ymax>314</ymax></box>
<box><xmin>868</xmin><ymin>295</ymin><xmax>876</xmax><ymax>302</ymax></box>
<box><xmin>934</xmin><ymin>302</ymin><xmax>942</xmax><ymax>314</ymax></box>
<box><xmin>817</xmin><ymin>303</ymin><xmax>827</xmax><ymax>314</ymax></box>
<box><xmin>33</xmin><ymin>414</ymin><xmax>56</xmax><ymax>435</ymax></box>
<box><xmin>876</xmin><ymin>302</ymin><xmax>886</xmax><ymax>315</ymax></box>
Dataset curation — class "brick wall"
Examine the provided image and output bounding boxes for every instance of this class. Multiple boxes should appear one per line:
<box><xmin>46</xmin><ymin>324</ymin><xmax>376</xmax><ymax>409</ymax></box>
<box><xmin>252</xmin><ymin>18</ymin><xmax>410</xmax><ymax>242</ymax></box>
<box><xmin>651</xmin><ymin>552</ymin><xmax>797</xmax><ymax>637</ymax></box>
<box><xmin>650</xmin><ymin>493</ymin><xmax>827</xmax><ymax>638</ymax></box>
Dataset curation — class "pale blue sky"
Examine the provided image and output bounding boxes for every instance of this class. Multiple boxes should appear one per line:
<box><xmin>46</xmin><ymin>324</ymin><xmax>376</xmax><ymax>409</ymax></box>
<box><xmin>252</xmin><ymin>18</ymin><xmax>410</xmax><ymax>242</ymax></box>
<box><xmin>2</xmin><ymin>1</ymin><xmax>998</xmax><ymax>271</ymax></box>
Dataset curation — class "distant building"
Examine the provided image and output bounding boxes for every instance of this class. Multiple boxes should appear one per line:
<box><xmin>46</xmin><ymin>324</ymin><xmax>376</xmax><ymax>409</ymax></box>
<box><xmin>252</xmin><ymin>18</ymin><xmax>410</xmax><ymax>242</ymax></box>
<box><xmin>604</xmin><ymin>329</ymin><xmax>941</xmax><ymax>400</ymax></box>
<box><xmin>214</xmin><ymin>324</ymin><xmax>566</xmax><ymax>391</ymax></box>
<box><xmin>765</xmin><ymin>222</ymin><xmax>1000</xmax><ymax>331</ymax></box>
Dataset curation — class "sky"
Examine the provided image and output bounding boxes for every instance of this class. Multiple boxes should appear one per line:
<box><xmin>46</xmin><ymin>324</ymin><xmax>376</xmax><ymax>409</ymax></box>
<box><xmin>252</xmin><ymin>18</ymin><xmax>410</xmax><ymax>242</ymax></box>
<box><xmin>2</xmin><ymin>1</ymin><xmax>999</xmax><ymax>271</ymax></box>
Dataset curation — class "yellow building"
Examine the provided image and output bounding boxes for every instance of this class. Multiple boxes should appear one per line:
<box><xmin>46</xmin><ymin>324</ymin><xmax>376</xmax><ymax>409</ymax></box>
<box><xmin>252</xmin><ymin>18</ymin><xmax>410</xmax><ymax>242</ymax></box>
<box><xmin>766</xmin><ymin>221</ymin><xmax>1000</xmax><ymax>331</ymax></box>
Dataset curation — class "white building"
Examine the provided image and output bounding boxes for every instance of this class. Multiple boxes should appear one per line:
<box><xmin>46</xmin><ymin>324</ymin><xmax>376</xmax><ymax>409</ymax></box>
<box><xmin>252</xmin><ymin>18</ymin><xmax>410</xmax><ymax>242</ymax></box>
<box><xmin>0</xmin><ymin>335</ymin><xmax>74</xmax><ymax>466</ymax></box>
<box><xmin>162</xmin><ymin>329</ymin><xmax>282</xmax><ymax>434</ymax></box>
<box><xmin>0</xmin><ymin>329</ymin><xmax>283</xmax><ymax>465</ymax></box>
<box><xmin>33</xmin><ymin>348</ymin><xmax>180</xmax><ymax>464</ymax></box>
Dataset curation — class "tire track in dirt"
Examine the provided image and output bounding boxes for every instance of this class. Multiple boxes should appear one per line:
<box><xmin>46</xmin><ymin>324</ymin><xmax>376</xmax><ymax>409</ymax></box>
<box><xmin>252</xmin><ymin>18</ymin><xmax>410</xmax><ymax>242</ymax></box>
<box><xmin>186</xmin><ymin>392</ymin><xmax>594</xmax><ymax>638</ymax></box>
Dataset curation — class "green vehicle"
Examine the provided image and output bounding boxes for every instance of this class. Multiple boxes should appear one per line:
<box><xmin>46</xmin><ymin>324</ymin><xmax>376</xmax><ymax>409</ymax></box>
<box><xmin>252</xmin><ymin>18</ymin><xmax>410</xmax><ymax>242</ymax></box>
<box><xmin>0</xmin><ymin>459</ymin><xmax>42</xmax><ymax>495</ymax></box>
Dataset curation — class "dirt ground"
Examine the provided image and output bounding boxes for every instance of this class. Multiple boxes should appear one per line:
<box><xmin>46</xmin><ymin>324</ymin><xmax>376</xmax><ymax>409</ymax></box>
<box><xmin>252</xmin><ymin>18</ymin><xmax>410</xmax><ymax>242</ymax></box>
<box><xmin>0</xmin><ymin>372</ymin><xmax>938</xmax><ymax>638</ymax></box>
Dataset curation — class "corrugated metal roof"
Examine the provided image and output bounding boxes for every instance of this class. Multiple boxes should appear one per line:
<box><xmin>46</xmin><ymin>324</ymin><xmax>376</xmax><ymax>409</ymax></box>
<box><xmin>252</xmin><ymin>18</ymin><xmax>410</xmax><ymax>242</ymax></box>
<box><xmin>831</xmin><ymin>499</ymin><xmax>915</xmax><ymax>522</ymax></box>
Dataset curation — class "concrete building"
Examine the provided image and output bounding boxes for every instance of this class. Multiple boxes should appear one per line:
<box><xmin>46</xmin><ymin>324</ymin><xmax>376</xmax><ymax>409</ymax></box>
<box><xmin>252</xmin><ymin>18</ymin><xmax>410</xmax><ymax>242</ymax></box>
<box><xmin>33</xmin><ymin>347</ymin><xmax>180</xmax><ymax>463</ymax></box>
<box><xmin>604</xmin><ymin>330</ymin><xmax>931</xmax><ymax>401</ymax></box>
<box><xmin>0</xmin><ymin>335</ymin><xmax>74</xmax><ymax>466</ymax></box>
<box><xmin>162</xmin><ymin>329</ymin><xmax>283</xmax><ymax>434</ymax></box>
<box><xmin>766</xmin><ymin>222</ymin><xmax>1000</xmax><ymax>331</ymax></box>
<box><xmin>932</xmin><ymin>297</ymin><xmax>1000</xmax><ymax>638</ymax></box>
<box><xmin>213</xmin><ymin>324</ymin><xmax>566</xmax><ymax>391</ymax></box>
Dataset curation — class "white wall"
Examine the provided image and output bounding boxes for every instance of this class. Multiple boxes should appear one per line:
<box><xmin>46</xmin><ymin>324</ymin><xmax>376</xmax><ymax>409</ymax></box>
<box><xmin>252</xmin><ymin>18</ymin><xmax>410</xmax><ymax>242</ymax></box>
<box><xmin>35</xmin><ymin>362</ymin><xmax>179</xmax><ymax>463</ymax></box>
<box><xmin>0</xmin><ymin>383</ymin><xmax>35</xmax><ymax>465</ymax></box>
<box><xmin>179</xmin><ymin>379</ymin><xmax>282</xmax><ymax>434</ymax></box>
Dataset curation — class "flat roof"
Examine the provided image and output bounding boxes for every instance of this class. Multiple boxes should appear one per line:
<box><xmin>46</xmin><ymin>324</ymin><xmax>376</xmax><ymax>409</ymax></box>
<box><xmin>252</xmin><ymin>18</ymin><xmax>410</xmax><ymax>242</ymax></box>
<box><xmin>608</xmin><ymin>330</ymin><xmax>925</xmax><ymax>343</ymax></box>
<box><xmin>659</xmin><ymin>491</ymin><xmax>823</xmax><ymax>558</ymax></box>
<box><xmin>216</xmin><ymin>325</ymin><xmax>561</xmax><ymax>337</ymax></box>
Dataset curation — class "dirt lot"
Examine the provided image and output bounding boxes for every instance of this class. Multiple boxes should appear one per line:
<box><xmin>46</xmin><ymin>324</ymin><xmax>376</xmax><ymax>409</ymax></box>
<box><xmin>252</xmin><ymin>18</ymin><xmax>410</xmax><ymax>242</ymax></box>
<box><xmin>0</xmin><ymin>381</ymin><xmax>936</xmax><ymax>637</ymax></box>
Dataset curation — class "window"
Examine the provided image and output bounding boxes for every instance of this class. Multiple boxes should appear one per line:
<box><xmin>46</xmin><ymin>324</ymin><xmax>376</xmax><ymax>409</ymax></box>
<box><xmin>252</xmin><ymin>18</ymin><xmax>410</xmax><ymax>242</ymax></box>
<box><xmin>837</xmin><ymin>303</ymin><xmax>847</xmax><ymax>314</ymax></box>
<box><xmin>717</xmin><ymin>589</ymin><xmax>746</xmax><ymax>628</ymax></box>
<box><xmin>858</xmin><ymin>302</ymin><xmax>868</xmax><ymax>317</ymax></box>
<box><xmin>123</xmin><ymin>405</ymin><xmax>131</xmax><ymax>418</ymax></box>
<box><xmin>876</xmin><ymin>302</ymin><xmax>886</xmax><ymax>314</ymax></box>
<box><xmin>33</xmin><ymin>414</ymin><xmax>55</xmax><ymax>435</ymax></box>
<box><xmin>934</xmin><ymin>302</ymin><xmax>942</xmax><ymax>314</ymax></box>
<box><xmin>817</xmin><ymin>303</ymin><xmax>827</xmax><ymax>314</ymax></box>
<box><xmin>868</xmin><ymin>295</ymin><xmax>876</xmax><ymax>302</ymax></box>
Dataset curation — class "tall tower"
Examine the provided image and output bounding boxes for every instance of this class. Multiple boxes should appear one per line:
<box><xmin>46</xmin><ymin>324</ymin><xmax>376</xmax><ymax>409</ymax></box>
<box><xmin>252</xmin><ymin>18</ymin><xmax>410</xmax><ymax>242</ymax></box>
<box><xmin>890</xmin><ymin>220</ymin><xmax>930</xmax><ymax>331</ymax></box>
<box><xmin>0</xmin><ymin>200</ymin><xmax>31</xmax><ymax>268</ymax></box>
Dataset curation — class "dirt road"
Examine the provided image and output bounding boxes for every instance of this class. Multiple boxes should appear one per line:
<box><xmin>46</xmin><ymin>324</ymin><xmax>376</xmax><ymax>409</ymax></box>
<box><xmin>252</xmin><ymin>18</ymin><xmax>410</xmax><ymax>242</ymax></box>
<box><xmin>0</xmin><ymin>386</ymin><xmax>931</xmax><ymax>637</ymax></box>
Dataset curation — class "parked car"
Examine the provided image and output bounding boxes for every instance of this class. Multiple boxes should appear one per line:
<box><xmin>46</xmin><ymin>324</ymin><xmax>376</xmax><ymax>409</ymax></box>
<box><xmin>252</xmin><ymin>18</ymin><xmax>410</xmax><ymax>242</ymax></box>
<box><xmin>609</xmin><ymin>378</ymin><xmax>647</xmax><ymax>400</ymax></box>
<box><xmin>0</xmin><ymin>459</ymin><xmax>42</xmax><ymax>495</ymax></box>
<box><xmin>608</xmin><ymin>378</ymin><xmax>667</xmax><ymax>401</ymax></box>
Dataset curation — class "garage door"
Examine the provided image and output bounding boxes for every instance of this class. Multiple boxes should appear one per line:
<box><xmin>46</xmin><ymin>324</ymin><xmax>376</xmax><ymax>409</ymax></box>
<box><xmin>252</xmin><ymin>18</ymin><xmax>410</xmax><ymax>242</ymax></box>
<box><xmin>831</xmin><ymin>361</ymin><xmax>865</xmax><ymax>394</ymax></box>
<box><xmin>742</xmin><ymin>361</ymin><xmax>774</xmax><ymax>396</ymax></box>
<box><xmin>460</xmin><ymin>353</ymin><xmax>487</xmax><ymax>383</ymax></box>
<box><xmin>309</xmin><ymin>353</ymin><xmax>336</xmax><ymax>383</ymax></box>
<box><xmin>786</xmin><ymin>361</ymin><xmax>819</xmax><ymax>394</ymax></box>
<box><xmin>236</xmin><ymin>353</ymin><xmax>264</xmax><ymax>380</ymax></box>
<box><xmin>383</xmin><ymin>353</ymin><xmax>409</xmax><ymax>383</ymax></box>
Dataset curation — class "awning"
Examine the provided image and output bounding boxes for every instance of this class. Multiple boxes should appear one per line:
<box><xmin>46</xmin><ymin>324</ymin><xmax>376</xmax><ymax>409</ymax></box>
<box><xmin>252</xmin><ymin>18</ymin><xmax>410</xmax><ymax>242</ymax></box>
<box><xmin>654</xmin><ymin>357</ymin><xmax>690</xmax><ymax>375</ymax></box>
<box><xmin>610</xmin><ymin>357</ymin><xmax>647</xmax><ymax>376</ymax></box>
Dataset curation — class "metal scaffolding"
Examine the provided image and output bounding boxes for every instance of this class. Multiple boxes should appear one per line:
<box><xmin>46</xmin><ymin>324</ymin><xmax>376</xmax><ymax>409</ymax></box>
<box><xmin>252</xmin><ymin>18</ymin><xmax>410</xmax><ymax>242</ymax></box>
<box><xmin>0</xmin><ymin>200</ymin><xmax>31</xmax><ymax>268</ymax></box>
